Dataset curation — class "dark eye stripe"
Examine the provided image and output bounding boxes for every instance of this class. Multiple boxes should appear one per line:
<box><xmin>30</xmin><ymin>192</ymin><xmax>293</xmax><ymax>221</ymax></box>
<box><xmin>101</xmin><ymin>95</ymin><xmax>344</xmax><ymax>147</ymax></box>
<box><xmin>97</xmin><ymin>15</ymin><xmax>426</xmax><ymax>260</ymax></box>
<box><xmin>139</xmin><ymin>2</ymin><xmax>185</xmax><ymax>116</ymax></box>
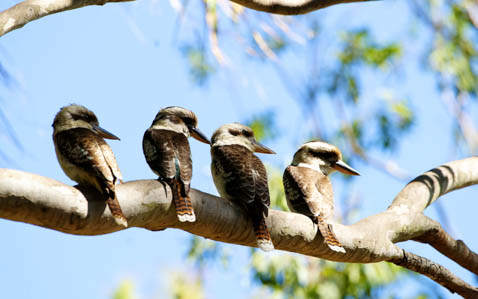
<box><xmin>310</xmin><ymin>150</ymin><xmax>337</xmax><ymax>160</ymax></box>
<box><xmin>243</xmin><ymin>130</ymin><xmax>253</xmax><ymax>137</ymax></box>
<box><xmin>229</xmin><ymin>129</ymin><xmax>240</xmax><ymax>136</ymax></box>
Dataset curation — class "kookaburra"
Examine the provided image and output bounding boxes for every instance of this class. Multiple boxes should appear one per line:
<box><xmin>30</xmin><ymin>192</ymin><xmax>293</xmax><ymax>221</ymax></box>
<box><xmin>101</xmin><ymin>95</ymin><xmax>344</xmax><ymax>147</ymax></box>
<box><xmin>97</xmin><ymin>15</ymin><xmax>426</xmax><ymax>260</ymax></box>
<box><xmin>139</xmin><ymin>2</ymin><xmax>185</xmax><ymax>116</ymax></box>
<box><xmin>283</xmin><ymin>141</ymin><xmax>360</xmax><ymax>253</ymax></box>
<box><xmin>142</xmin><ymin>106</ymin><xmax>210</xmax><ymax>222</ymax></box>
<box><xmin>210</xmin><ymin>123</ymin><xmax>276</xmax><ymax>252</ymax></box>
<box><xmin>52</xmin><ymin>104</ymin><xmax>127</xmax><ymax>227</ymax></box>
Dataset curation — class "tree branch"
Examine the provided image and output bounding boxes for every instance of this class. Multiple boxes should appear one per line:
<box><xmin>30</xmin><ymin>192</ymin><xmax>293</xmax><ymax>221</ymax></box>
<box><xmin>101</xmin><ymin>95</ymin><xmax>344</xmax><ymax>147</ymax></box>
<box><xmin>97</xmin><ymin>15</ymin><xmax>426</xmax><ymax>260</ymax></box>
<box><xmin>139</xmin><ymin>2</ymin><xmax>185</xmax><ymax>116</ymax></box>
<box><xmin>0</xmin><ymin>0</ymin><xmax>135</xmax><ymax>38</ymax></box>
<box><xmin>1</xmin><ymin>157</ymin><xmax>477</xmax><ymax>296</ymax></box>
<box><xmin>389</xmin><ymin>158</ymin><xmax>478</xmax><ymax>212</ymax></box>
<box><xmin>390</xmin><ymin>249</ymin><xmax>478</xmax><ymax>298</ymax></box>
<box><xmin>228</xmin><ymin>0</ymin><xmax>376</xmax><ymax>15</ymax></box>
<box><xmin>413</xmin><ymin>217</ymin><xmax>478</xmax><ymax>276</ymax></box>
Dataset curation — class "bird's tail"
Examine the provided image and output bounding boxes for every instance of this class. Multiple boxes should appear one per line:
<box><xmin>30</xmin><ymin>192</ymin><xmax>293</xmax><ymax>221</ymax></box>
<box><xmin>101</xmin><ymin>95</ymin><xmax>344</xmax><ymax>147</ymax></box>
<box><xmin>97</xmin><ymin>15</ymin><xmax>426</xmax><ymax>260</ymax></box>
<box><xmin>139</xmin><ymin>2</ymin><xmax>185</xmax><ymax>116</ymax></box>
<box><xmin>316</xmin><ymin>215</ymin><xmax>345</xmax><ymax>253</ymax></box>
<box><xmin>171</xmin><ymin>180</ymin><xmax>196</xmax><ymax>222</ymax></box>
<box><xmin>252</xmin><ymin>216</ymin><xmax>274</xmax><ymax>252</ymax></box>
<box><xmin>105</xmin><ymin>187</ymin><xmax>128</xmax><ymax>227</ymax></box>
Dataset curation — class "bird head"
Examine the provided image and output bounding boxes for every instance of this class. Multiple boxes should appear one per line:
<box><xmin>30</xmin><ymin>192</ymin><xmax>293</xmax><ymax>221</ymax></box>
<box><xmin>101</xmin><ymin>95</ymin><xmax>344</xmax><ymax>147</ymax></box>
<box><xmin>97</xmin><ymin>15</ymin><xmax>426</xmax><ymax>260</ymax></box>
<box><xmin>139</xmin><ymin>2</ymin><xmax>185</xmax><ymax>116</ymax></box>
<box><xmin>292</xmin><ymin>141</ymin><xmax>359</xmax><ymax>176</ymax></box>
<box><xmin>52</xmin><ymin>104</ymin><xmax>119</xmax><ymax>140</ymax></box>
<box><xmin>151</xmin><ymin>106</ymin><xmax>210</xmax><ymax>144</ymax></box>
<box><xmin>211</xmin><ymin>123</ymin><xmax>275</xmax><ymax>154</ymax></box>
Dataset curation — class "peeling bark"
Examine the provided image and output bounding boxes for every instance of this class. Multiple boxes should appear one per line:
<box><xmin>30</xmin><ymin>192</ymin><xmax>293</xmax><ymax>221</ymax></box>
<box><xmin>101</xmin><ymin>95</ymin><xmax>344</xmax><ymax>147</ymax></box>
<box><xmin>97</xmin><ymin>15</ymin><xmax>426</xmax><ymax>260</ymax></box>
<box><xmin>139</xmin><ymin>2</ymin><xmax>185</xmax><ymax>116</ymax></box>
<box><xmin>1</xmin><ymin>157</ymin><xmax>478</xmax><ymax>296</ymax></box>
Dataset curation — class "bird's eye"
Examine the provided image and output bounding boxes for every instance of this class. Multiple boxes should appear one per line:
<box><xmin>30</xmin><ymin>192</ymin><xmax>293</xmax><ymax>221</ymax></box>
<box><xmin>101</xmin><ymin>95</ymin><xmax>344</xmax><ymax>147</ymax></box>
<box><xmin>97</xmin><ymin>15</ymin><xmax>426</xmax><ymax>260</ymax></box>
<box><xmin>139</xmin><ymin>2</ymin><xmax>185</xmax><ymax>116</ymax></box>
<box><xmin>71</xmin><ymin>113</ymin><xmax>82</xmax><ymax>121</ymax></box>
<box><xmin>183</xmin><ymin>117</ymin><xmax>194</xmax><ymax>127</ymax></box>
<box><xmin>229</xmin><ymin>129</ymin><xmax>240</xmax><ymax>136</ymax></box>
<box><xmin>243</xmin><ymin>130</ymin><xmax>253</xmax><ymax>137</ymax></box>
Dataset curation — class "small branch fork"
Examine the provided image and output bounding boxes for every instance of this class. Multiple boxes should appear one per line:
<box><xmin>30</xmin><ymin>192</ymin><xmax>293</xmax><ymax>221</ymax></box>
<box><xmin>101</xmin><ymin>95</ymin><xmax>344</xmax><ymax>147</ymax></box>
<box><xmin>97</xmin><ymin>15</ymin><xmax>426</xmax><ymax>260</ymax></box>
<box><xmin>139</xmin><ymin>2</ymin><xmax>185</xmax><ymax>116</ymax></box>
<box><xmin>1</xmin><ymin>157</ymin><xmax>478</xmax><ymax>296</ymax></box>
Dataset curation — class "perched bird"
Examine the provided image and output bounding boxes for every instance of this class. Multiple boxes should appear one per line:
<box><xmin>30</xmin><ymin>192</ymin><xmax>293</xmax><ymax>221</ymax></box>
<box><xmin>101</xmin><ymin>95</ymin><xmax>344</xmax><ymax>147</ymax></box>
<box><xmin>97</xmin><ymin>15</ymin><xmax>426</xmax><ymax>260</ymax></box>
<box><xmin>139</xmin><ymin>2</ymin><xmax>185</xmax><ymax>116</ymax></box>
<box><xmin>142</xmin><ymin>106</ymin><xmax>210</xmax><ymax>222</ymax></box>
<box><xmin>283</xmin><ymin>141</ymin><xmax>360</xmax><ymax>253</ymax></box>
<box><xmin>210</xmin><ymin>123</ymin><xmax>276</xmax><ymax>252</ymax></box>
<box><xmin>52</xmin><ymin>104</ymin><xmax>127</xmax><ymax>227</ymax></box>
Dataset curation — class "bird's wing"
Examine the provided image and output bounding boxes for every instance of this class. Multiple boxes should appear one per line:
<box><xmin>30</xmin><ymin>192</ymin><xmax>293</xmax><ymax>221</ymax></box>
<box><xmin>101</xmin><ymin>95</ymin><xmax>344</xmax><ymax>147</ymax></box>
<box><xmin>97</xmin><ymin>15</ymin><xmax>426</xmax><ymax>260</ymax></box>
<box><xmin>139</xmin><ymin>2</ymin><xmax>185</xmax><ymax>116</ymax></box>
<box><xmin>142</xmin><ymin>129</ymin><xmax>177</xmax><ymax>180</ymax></box>
<box><xmin>171</xmin><ymin>132</ymin><xmax>193</xmax><ymax>193</ymax></box>
<box><xmin>211</xmin><ymin>145</ymin><xmax>256</xmax><ymax>206</ymax></box>
<box><xmin>54</xmin><ymin>128</ymin><xmax>114</xmax><ymax>183</ymax></box>
<box><xmin>97</xmin><ymin>138</ymin><xmax>123</xmax><ymax>183</ymax></box>
<box><xmin>283</xmin><ymin>165</ymin><xmax>327</xmax><ymax>217</ymax></box>
<box><xmin>250</xmin><ymin>153</ymin><xmax>271</xmax><ymax>217</ymax></box>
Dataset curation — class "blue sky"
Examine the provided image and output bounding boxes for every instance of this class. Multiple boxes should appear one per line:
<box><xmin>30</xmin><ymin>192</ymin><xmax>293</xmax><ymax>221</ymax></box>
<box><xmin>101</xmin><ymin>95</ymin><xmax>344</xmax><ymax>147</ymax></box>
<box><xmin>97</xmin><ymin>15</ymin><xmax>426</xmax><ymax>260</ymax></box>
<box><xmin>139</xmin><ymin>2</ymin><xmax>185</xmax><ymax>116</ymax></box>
<box><xmin>0</xmin><ymin>0</ymin><xmax>476</xmax><ymax>298</ymax></box>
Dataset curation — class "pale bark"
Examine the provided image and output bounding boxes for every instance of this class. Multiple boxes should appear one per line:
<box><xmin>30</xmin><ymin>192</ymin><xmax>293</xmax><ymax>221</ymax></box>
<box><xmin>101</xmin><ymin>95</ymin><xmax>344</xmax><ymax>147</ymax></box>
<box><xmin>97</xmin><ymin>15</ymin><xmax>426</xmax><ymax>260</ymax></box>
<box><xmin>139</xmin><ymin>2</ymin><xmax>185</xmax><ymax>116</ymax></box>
<box><xmin>0</xmin><ymin>0</ymin><xmax>376</xmax><ymax>38</ymax></box>
<box><xmin>1</xmin><ymin>157</ymin><xmax>478</xmax><ymax>296</ymax></box>
<box><xmin>0</xmin><ymin>0</ymin><xmax>135</xmax><ymax>37</ymax></box>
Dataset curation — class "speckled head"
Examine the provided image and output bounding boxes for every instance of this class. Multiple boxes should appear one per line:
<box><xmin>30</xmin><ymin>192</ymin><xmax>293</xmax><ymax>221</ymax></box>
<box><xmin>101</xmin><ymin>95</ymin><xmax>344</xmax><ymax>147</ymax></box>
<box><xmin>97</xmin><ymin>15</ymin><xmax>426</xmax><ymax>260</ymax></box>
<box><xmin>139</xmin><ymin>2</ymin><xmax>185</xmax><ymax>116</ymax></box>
<box><xmin>292</xmin><ymin>140</ymin><xmax>359</xmax><ymax>176</ymax></box>
<box><xmin>52</xmin><ymin>104</ymin><xmax>119</xmax><ymax>140</ymax></box>
<box><xmin>151</xmin><ymin>106</ymin><xmax>209</xmax><ymax>144</ymax></box>
<box><xmin>211</xmin><ymin>123</ymin><xmax>275</xmax><ymax>154</ymax></box>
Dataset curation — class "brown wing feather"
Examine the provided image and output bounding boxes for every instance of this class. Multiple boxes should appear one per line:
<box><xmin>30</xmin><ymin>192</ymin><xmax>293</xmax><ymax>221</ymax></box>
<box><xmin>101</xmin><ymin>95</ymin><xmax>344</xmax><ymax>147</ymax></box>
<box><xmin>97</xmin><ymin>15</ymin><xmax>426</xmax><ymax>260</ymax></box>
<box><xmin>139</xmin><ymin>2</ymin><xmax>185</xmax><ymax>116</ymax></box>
<box><xmin>98</xmin><ymin>138</ymin><xmax>123</xmax><ymax>183</ymax></box>
<box><xmin>211</xmin><ymin>145</ymin><xmax>273</xmax><ymax>251</ymax></box>
<box><xmin>143</xmin><ymin>129</ymin><xmax>176</xmax><ymax>179</ymax></box>
<box><xmin>211</xmin><ymin>145</ymin><xmax>256</xmax><ymax>206</ymax></box>
<box><xmin>54</xmin><ymin>128</ymin><xmax>115</xmax><ymax>184</ymax></box>
<box><xmin>54</xmin><ymin>128</ymin><xmax>126</xmax><ymax>227</ymax></box>
<box><xmin>143</xmin><ymin>129</ymin><xmax>195</xmax><ymax>222</ymax></box>
<box><xmin>171</xmin><ymin>132</ymin><xmax>192</xmax><ymax>194</ymax></box>
<box><xmin>250</xmin><ymin>154</ymin><xmax>270</xmax><ymax>217</ymax></box>
<box><xmin>143</xmin><ymin>129</ymin><xmax>192</xmax><ymax>189</ymax></box>
<box><xmin>283</xmin><ymin>166</ymin><xmax>334</xmax><ymax>220</ymax></box>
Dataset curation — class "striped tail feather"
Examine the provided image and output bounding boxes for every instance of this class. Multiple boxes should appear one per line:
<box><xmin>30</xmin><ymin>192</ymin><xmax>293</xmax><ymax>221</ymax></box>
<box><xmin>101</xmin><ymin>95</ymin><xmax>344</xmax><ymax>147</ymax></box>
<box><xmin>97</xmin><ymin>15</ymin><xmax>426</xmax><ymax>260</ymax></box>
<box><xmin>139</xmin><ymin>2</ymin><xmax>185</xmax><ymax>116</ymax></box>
<box><xmin>316</xmin><ymin>215</ymin><xmax>345</xmax><ymax>253</ymax></box>
<box><xmin>171</xmin><ymin>180</ymin><xmax>196</xmax><ymax>222</ymax></box>
<box><xmin>105</xmin><ymin>189</ymin><xmax>128</xmax><ymax>227</ymax></box>
<box><xmin>252</xmin><ymin>217</ymin><xmax>274</xmax><ymax>252</ymax></box>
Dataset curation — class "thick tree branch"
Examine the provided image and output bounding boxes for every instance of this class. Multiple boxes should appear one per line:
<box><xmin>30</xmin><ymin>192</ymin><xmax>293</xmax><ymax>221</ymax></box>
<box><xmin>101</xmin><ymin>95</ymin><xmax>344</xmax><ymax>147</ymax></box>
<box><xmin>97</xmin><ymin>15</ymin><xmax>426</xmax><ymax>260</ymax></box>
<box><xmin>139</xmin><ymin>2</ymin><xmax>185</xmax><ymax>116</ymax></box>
<box><xmin>0</xmin><ymin>0</ymin><xmax>135</xmax><ymax>37</ymax></box>
<box><xmin>389</xmin><ymin>158</ymin><xmax>478</xmax><ymax>212</ymax></box>
<box><xmin>1</xmin><ymin>157</ymin><xmax>477</xmax><ymax>296</ymax></box>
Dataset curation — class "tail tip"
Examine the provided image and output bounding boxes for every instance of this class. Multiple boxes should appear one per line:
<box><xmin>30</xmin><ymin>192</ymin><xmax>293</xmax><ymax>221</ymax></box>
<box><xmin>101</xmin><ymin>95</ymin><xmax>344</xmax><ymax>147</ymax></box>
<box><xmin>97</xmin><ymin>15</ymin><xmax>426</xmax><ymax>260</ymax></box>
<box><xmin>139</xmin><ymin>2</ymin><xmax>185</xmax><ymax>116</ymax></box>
<box><xmin>257</xmin><ymin>239</ymin><xmax>275</xmax><ymax>252</ymax></box>
<box><xmin>114</xmin><ymin>216</ymin><xmax>128</xmax><ymax>228</ymax></box>
<box><xmin>177</xmin><ymin>213</ymin><xmax>196</xmax><ymax>222</ymax></box>
<box><xmin>328</xmin><ymin>244</ymin><xmax>346</xmax><ymax>253</ymax></box>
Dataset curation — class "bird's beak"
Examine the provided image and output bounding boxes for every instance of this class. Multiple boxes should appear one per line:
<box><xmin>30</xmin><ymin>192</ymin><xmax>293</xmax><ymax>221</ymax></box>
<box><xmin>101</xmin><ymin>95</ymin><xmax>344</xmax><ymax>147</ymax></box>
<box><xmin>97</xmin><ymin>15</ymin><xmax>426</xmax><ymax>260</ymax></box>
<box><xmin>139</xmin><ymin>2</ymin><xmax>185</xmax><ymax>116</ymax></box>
<box><xmin>252</xmin><ymin>139</ymin><xmax>276</xmax><ymax>154</ymax></box>
<box><xmin>190</xmin><ymin>127</ymin><xmax>210</xmax><ymax>144</ymax></box>
<box><xmin>333</xmin><ymin>160</ymin><xmax>360</xmax><ymax>176</ymax></box>
<box><xmin>93</xmin><ymin>125</ymin><xmax>120</xmax><ymax>140</ymax></box>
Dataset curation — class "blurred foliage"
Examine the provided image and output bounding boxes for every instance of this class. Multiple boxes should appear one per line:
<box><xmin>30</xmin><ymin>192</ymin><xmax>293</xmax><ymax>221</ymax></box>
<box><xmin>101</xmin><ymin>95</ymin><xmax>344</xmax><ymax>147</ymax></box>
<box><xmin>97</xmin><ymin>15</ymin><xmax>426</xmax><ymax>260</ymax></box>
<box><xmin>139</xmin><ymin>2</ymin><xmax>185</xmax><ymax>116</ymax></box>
<box><xmin>251</xmin><ymin>254</ymin><xmax>413</xmax><ymax>299</ymax></box>
<box><xmin>246</xmin><ymin>110</ymin><xmax>278</xmax><ymax>143</ymax></box>
<box><xmin>180</xmin><ymin>41</ymin><xmax>216</xmax><ymax>86</ymax></box>
<box><xmin>170</xmin><ymin>272</ymin><xmax>205</xmax><ymax>299</ymax></box>
<box><xmin>266</xmin><ymin>166</ymin><xmax>288</xmax><ymax>211</ymax></box>
<box><xmin>112</xmin><ymin>280</ymin><xmax>138</xmax><ymax>299</ymax></box>
<box><xmin>187</xmin><ymin>236</ymin><xmax>231</xmax><ymax>269</ymax></box>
